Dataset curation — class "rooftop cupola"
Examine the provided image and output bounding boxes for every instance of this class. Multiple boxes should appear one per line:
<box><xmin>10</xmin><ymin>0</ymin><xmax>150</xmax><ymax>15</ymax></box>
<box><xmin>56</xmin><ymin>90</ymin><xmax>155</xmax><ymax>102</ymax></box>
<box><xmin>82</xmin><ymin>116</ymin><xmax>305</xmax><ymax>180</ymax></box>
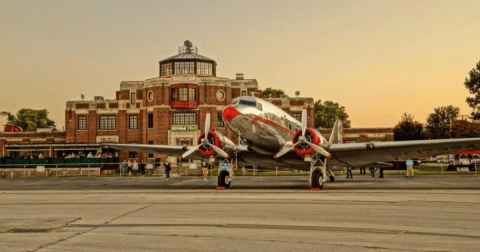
<box><xmin>159</xmin><ymin>40</ymin><xmax>217</xmax><ymax>77</ymax></box>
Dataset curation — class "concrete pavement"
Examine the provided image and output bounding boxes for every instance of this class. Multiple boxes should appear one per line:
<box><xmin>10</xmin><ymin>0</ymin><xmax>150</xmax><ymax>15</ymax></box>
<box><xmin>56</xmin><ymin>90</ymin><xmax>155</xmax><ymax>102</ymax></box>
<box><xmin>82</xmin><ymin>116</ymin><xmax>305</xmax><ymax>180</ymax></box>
<box><xmin>1</xmin><ymin>175</ymin><xmax>480</xmax><ymax>251</ymax></box>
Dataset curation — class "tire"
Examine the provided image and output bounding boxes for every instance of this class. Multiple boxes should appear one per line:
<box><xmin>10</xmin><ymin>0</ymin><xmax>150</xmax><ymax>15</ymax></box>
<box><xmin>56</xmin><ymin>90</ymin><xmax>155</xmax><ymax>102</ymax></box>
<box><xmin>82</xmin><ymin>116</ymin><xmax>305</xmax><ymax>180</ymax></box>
<box><xmin>311</xmin><ymin>169</ymin><xmax>324</xmax><ymax>189</ymax></box>
<box><xmin>218</xmin><ymin>170</ymin><xmax>231</xmax><ymax>188</ymax></box>
<box><xmin>329</xmin><ymin>175</ymin><xmax>335</xmax><ymax>182</ymax></box>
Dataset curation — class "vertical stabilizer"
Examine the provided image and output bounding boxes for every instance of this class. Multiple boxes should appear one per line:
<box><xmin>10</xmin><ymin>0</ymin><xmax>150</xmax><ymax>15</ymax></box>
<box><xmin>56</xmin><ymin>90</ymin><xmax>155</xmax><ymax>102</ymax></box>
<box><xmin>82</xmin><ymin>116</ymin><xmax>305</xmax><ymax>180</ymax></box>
<box><xmin>329</xmin><ymin>120</ymin><xmax>344</xmax><ymax>145</ymax></box>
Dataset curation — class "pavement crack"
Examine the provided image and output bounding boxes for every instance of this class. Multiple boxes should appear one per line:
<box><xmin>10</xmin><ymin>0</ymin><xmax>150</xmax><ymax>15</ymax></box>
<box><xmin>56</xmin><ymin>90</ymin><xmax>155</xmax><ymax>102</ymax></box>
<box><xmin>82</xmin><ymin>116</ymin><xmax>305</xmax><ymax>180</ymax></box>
<box><xmin>31</xmin><ymin>204</ymin><xmax>153</xmax><ymax>252</ymax></box>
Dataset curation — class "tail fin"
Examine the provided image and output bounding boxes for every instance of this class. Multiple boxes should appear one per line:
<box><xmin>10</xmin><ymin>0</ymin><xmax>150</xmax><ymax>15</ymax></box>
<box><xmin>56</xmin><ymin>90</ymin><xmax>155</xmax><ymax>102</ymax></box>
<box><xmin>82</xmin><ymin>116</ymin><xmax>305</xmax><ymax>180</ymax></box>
<box><xmin>329</xmin><ymin>120</ymin><xmax>344</xmax><ymax>145</ymax></box>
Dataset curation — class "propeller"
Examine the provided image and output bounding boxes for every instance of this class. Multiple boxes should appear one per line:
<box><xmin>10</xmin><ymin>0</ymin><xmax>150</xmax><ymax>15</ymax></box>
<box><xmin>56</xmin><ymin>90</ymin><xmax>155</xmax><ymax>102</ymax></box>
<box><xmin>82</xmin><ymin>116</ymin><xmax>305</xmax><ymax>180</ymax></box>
<box><xmin>181</xmin><ymin>113</ymin><xmax>230</xmax><ymax>159</ymax></box>
<box><xmin>274</xmin><ymin>107</ymin><xmax>331</xmax><ymax>159</ymax></box>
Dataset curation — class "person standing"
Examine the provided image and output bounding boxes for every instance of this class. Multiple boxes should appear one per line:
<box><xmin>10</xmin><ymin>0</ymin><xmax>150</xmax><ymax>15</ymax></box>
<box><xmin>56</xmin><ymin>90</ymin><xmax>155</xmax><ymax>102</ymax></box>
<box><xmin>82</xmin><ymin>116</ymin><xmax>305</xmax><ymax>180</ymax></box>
<box><xmin>121</xmin><ymin>160</ymin><xmax>127</xmax><ymax>176</ymax></box>
<box><xmin>127</xmin><ymin>160</ymin><xmax>133</xmax><ymax>176</ymax></box>
<box><xmin>164</xmin><ymin>160</ymin><xmax>171</xmax><ymax>180</ymax></box>
<box><xmin>140</xmin><ymin>159</ymin><xmax>146</xmax><ymax>177</ymax></box>
<box><xmin>132</xmin><ymin>160</ymin><xmax>138</xmax><ymax>176</ymax></box>
<box><xmin>406</xmin><ymin>159</ymin><xmax>414</xmax><ymax>178</ymax></box>
<box><xmin>346</xmin><ymin>167</ymin><xmax>353</xmax><ymax>179</ymax></box>
<box><xmin>359</xmin><ymin>167</ymin><xmax>366</xmax><ymax>175</ymax></box>
<box><xmin>202</xmin><ymin>160</ymin><xmax>209</xmax><ymax>181</ymax></box>
<box><xmin>370</xmin><ymin>167</ymin><xmax>375</xmax><ymax>177</ymax></box>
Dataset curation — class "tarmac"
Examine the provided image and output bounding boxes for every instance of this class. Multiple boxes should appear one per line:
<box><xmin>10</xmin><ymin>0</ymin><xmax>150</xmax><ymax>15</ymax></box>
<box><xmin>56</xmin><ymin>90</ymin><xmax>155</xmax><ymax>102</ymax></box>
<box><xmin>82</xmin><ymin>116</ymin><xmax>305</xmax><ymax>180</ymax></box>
<box><xmin>1</xmin><ymin>174</ymin><xmax>480</xmax><ymax>251</ymax></box>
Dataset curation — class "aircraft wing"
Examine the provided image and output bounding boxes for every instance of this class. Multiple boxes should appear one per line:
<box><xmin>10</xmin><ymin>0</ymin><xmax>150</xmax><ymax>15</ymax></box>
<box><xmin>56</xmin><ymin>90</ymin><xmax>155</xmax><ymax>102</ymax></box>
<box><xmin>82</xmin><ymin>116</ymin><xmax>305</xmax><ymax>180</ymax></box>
<box><xmin>101</xmin><ymin>143</ymin><xmax>204</xmax><ymax>160</ymax></box>
<box><xmin>327</xmin><ymin>138</ymin><xmax>480</xmax><ymax>167</ymax></box>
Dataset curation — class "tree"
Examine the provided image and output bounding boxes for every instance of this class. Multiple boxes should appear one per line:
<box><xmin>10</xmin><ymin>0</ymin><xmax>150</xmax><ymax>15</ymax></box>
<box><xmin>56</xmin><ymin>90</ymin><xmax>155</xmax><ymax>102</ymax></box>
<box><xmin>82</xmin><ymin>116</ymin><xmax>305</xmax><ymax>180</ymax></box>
<box><xmin>314</xmin><ymin>100</ymin><xmax>351</xmax><ymax>128</ymax></box>
<box><xmin>262</xmin><ymin>88</ymin><xmax>285</xmax><ymax>98</ymax></box>
<box><xmin>451</xmin><ymin>120</ymin><xmax>480</xmax><ymax>138</ymax></box>
<box><xmin>0</xmin><ymin>109</ymin><xmax>56</xmax><ymax>132</ymax></box>
<box><xmin>425</xmin><ymin>105</ymin><xmax>459</xmax><ymax>139</ymax></box>
<box><xmin>464</xmin><ymin>61</ymin><xmax>480</xmax><ymax>120</ymax></box>
<box><xmin>393</xmin><ymin>113</ymin><xmax>425</xmax><ymax>141</ymax></box>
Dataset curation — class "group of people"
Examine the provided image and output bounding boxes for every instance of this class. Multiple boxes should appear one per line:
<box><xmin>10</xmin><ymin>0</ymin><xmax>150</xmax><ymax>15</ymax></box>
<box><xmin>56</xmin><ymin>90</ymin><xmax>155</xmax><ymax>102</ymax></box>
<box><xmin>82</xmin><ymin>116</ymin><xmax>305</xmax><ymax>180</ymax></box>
<box><xmin>119</xmin><ymin>160</ymin><xmax>209</xmax><ymax>181</ymax></box>
<box><xmin>120</xmin><ymin>159</ymin><xmax>147</xmax><ymax>177</ymax></box>
<box><xmin>346</xmin><ymin>167</ymin><xmax>385</xmax><ymax>179</ymax></box>
<box><xmin>346</xmin><ymin>159</ymin><xmax>415</xmax><ymax>179</ymax></box>
<box><xmin>62</xmin><ymin>151</ymin><xmax>117</xmax><ymax>159</ymax></box>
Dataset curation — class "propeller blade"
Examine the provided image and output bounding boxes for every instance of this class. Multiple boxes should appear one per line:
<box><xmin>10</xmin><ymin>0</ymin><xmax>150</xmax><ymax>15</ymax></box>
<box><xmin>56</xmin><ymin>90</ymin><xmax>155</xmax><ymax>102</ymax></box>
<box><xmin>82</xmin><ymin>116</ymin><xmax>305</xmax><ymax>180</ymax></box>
<box><xmin>301</xmin><ymin>107</ymin><xmax>307</xmax><ymax>138</ymax></box>
<box><xmin>206</xmin><ymin>143</ymin><xmax>230</xmax><ymax>159</ymax></box>
<box><xmin>273</xmin><ymin>145</ymin><xmax>295</xmax><ymax>159</ymax></box>
<box><xmin>205</xmin><ymin>113</ymin><xmax>211</xmax><ymax>144</ymax></box>
<box><xmin>180</xmin><ymin>145</ymin><xmax>201</xmax><ymax>159</ymax></box>
<box><xmin>305</xmin><ymin>142</ymin><xmax>332</xmax><ymax>158</ymax></box>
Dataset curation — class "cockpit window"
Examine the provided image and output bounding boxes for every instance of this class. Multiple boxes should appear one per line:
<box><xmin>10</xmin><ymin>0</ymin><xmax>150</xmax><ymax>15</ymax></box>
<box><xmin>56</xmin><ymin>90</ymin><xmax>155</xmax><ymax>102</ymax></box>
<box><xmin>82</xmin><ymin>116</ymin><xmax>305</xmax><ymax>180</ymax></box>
<box><xmin>232</xmin><ymin>98</ymin><xmax>239</xmax><ymax>105</ymax></box>
<box><xmin>239</xmin><ymin>99</ymin><xmax>256</xmax><ymax>107</ymax></box>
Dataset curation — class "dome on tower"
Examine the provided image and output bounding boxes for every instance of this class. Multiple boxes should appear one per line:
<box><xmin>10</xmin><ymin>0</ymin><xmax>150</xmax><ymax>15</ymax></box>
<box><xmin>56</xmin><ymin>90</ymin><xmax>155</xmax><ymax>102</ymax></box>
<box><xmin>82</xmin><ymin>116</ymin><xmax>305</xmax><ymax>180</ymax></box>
<box><xmin>159</xmin><ymin>41</ymin><xmax>217</xmax><ymax>77</ymax></box>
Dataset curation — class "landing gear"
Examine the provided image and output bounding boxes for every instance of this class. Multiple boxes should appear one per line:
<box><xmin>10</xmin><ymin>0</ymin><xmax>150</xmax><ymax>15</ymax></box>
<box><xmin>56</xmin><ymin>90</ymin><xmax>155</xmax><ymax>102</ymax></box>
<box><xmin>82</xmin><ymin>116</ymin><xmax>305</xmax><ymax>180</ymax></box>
<box><xmin>311</xmin><ymin>168</ymin><xmax>324</xmax><ymax>189</ymax></box>
<box><xmin>218</xmin><ymin>170</ymin><xmax>231</xmax><ymax>188</ymax></box>
<box><xmin>217</xmin><ymin>158</ymin><xmax>234</xmax><ymax>189</ymax></box>
<box><xmin>309</xmin><ymin>156</ymin><xmax>327</xmax><ymax>189</ymax></box>
<box><xmin>328</xmin><ymin>170</ymin><xmax>335</xmax><ymax>182</ymax></box>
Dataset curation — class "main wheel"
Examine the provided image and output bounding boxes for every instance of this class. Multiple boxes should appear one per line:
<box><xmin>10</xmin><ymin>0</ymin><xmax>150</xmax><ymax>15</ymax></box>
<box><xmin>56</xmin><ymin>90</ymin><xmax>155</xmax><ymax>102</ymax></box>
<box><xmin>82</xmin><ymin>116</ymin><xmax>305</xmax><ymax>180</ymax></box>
<box><xmin>218</xmin><ymin>170</ymin><xmax>231</xmax><ymax>188</ymax></box>
<box><xmin>311</xmin><ymin>169</ymin><xmax>324</xmax><ymax>189</ymax></box>
<box><xmin>329</xmin><ymin>175</ymin><xmax>335</xmax><ymax>182</ymax></box>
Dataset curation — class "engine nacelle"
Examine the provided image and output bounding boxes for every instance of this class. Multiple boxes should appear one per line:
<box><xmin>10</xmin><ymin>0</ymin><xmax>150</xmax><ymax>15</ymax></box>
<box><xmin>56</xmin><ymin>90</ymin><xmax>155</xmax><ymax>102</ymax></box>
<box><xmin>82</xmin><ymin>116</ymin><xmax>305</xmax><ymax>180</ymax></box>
<box><xmin>197</xmin><ymin>130</ymin><xmax>234</xmax><ymax>156</ymax></box>
<box><xmin>292</xmin><ymin>128</ymin><xmax>326</xmax><ymax>156</ymax></box>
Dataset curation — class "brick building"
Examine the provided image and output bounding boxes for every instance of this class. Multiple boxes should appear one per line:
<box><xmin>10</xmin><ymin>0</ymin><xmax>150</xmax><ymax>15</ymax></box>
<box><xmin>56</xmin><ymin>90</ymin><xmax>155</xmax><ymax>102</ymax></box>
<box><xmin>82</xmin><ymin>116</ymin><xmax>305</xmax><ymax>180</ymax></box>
<box><xmin>64</xmin><ymin>41</ymin><xmax>315</xmax><ymax>162</ymax></box>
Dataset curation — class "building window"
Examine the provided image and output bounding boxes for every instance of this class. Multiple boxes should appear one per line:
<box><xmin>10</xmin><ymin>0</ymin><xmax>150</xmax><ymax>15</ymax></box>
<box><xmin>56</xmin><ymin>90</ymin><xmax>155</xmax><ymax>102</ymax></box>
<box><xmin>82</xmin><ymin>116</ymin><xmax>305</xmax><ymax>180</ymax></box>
<box><xmin>129</xmin><ymin>115</ymin><xmax>138</xmax><ymax>130</ymax></box>
<box><xmin>173</xmin><ymin>113</ymin><xmax>196</xmax><ymax>125</ymax></box>
<box><xmin>217</xmin><ymin>112</ymin><xmax>224</xmax><ymax>127</ymax></box>
<box><xmin>196</xmin><ymin>62</ymin><xmax>212</xmax><ymax>75</ymax></box>
<box><xmin>188</xmin><ymin>88</ymin><xmax>196</xmax><ymax>101</ymax></box>
<box><xmin>130</xmin><ymin>92</ymin><xmax>135</xmax><ymax>104</ymax></box>
<box><xmin>129</xmin><ymin>141</ymin><xmax>138</xmax><ymax>158</ymax></box>
<box><xmin>148</xmin><ymin>113</ymin><xmax>153</xmax><ymax>128</ymax></box>
<box><xmin>148</xmin><ymin>141</ymin><xmax>154</xmax><ymax>158</ymax></box>
<box><xmin>292</xmin><ymin>113</ymin><xmax>301</xmax><ymax>122</ymax></box>
<box><xmin>171</xmin><ymin>87</ymin><xmax>197</xmax><ymax>102</ymax></box>
<box><xmin>99</xmin><ymin>115</ymin><xmax>116</xmax><ymax>130</ymax></box>
<box><xmin>174</xmin><ymin>61</ymin><xmax>195</xmax><ymax>74</ymax></box>
<box><xmin>242</xmin><ymin>91</ymin><xmax>247</xmax><ymax>96</ymax></box>
<box><xmin>161</xmin><ymin>62</ymin><xmax>173</xmax><ymax>76</ymax></box>
<box><xmin>77</xmin><ymin>116</ymin><xmax>87</xmax><ymax>130</ymax></box>
<box><xmin>179</xmin><ymin>88</ymin><xmax>188</xmax><ymax>101</ymax></box>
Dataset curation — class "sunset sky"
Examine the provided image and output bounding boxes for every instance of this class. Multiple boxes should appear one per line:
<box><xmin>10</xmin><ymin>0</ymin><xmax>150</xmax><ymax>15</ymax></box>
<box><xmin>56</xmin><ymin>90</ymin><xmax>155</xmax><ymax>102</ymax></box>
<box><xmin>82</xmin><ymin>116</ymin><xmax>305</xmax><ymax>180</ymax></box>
<box><xmin>1</xmin><ymin>0</ymin><xmax>480</xmax><ymax>130</ymax></box>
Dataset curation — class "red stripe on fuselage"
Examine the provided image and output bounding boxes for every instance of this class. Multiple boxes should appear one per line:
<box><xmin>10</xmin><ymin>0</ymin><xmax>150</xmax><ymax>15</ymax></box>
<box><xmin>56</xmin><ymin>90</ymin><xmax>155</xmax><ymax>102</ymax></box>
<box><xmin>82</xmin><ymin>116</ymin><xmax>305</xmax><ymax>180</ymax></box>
<box><xmin>249</xmin><ymin>116</ymin><xmax>295</xmax><ymax>135</ymax></box>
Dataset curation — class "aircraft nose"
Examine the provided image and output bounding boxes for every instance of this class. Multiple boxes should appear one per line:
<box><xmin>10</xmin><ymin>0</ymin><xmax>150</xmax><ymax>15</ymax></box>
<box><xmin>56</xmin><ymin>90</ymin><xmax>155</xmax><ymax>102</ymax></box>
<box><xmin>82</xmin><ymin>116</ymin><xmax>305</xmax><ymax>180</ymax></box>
<box><xmin>222</xmin><ymin>105</ymin><xmax>240</xmax><ymax>122</ymax></box>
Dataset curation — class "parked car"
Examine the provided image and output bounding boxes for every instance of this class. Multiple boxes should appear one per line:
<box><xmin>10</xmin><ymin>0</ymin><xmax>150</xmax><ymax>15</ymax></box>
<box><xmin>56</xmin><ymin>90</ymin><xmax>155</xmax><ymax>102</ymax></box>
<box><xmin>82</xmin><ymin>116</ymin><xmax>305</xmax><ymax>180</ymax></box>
<box><xmin>459</xmin><ymin>154</ymin><xmax>470</xmax><ymax>165</ymax></box>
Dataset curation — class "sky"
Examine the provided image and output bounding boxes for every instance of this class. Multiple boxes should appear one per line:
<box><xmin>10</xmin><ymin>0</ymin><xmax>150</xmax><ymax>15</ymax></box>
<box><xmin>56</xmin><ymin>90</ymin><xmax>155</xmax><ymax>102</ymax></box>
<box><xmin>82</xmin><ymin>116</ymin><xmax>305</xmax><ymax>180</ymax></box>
<box><xmin>1</xmin><ymin>0</ymin><xmax>480</xmax><ymax>131</ymax></box>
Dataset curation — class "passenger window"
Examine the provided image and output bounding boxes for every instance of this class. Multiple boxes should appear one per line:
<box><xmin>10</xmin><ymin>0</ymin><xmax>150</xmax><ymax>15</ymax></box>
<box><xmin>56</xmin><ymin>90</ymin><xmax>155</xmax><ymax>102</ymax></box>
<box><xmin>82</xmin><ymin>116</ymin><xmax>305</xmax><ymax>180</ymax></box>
<box><xmin>239</xmin><ymin>99</ymin><xmax>256</xmax><ymax>107</ymax></box>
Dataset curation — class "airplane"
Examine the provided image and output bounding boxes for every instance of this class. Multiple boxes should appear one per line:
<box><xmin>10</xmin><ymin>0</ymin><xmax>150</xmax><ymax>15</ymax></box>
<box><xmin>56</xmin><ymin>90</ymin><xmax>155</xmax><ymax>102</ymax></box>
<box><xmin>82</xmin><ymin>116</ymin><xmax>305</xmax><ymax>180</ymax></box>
<box><xmin>102</xmin><ymin>96</ymin><xmax>480</xmax><ymax>189</ymax></box>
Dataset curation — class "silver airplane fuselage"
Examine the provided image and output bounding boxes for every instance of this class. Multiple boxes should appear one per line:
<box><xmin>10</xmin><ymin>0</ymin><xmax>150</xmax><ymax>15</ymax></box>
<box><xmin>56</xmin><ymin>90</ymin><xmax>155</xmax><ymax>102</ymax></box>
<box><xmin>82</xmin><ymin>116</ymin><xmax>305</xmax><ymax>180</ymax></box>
<box><xmin>222</xmin><ymin>96</ymin><xmax>327</xmax><ymax>155</ymax></box>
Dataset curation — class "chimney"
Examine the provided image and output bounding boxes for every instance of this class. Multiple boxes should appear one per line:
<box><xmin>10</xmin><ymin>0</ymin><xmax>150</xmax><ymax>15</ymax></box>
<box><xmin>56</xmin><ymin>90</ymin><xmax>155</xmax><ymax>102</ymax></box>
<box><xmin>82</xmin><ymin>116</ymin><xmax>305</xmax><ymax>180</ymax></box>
<box><xmin>236</xmin><ymin>73</ymin><xmax>244</xmax><ymax>80</ymax></box>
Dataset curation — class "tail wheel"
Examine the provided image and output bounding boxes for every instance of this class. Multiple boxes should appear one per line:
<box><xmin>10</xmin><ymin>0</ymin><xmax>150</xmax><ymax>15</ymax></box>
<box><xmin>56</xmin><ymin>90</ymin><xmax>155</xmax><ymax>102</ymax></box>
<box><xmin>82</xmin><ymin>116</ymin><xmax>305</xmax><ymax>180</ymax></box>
<box><xmin>311</xmin><ymin>169</ymin><xmax>324</xmax><ymax>189</ymax></box>
<box><xmin>218</xmin><ymin>170</ymin><xmax>231</xmax><ymax>188</ymax></box>
<box><xmin>329</xmin><ymin>175</ymin><xmax>335</xmax><ymax>182</ymax></box>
